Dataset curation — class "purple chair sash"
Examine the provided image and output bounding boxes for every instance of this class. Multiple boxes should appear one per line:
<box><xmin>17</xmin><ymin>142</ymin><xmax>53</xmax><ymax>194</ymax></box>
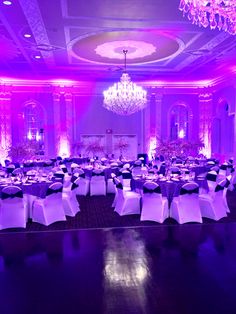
<box><xmin>1</xmin><ymin>190</ymin><xmax>23</xmax><ymax>200</ymax></box>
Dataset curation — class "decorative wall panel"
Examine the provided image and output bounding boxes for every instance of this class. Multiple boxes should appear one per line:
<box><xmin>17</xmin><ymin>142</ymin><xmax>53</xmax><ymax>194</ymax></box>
<box><xmin>112</xmin><ymin>135</ymin><xmax>137</xmax><ymax>159</ymax></box>
<box><xmin>80</xmin><ymin>134</ymin><xmax>106</xmax><ymax>158</ymax></box>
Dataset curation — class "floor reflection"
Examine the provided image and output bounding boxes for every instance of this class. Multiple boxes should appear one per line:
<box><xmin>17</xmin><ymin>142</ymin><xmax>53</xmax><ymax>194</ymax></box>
<box><xmin>0</xmin><ymin>224</ymin><xmax>235</xmax><ymax>313</ymax></box>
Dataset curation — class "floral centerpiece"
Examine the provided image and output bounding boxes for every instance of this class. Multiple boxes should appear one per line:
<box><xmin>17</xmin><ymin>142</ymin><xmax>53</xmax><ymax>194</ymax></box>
<box><xmin>72</xmin><ymin>141</ymin><xmax>85</xmax><ymax>156</ymax></box>
<box><xmin>155</xmin><ymin>138</ymin><xmax>204</xmax><ymax>161</ymax></box>
<box><xmin>86</xmin><ymin>140</ymin><xmax>104</xmax><ymax>157</ymax></box>
<box><xmin>114</xmin><ymin>138</ymin><xmax>129</xmax><ymax>157</ymax></box>
<box><xmin>7</xmin><ymin>141</ymin><xmax>38</xmax><ymax>163</ymax></box>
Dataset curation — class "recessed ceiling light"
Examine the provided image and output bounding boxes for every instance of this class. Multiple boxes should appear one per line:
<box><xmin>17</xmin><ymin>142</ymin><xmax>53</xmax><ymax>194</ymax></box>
<box><xmin>3</xmin><ymin>1</ymin><xmax>12</xmax><ymax>5</ymax></box>
<box><xmin>34</xmin><ymin>55</ymin><xmax>41</xmax><ymax>59</ymax></box>
<box><xmin>24</xmin><ymin>33</ymin><xmax>31</xmax><ymax>38</ymax></box>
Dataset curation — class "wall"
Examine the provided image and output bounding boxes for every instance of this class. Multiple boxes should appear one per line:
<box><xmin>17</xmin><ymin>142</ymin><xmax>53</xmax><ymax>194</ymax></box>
<box><xmin>74</xmin><ymin>94</ymin><xmax>142</xmax><ymax>150</ymax></box>
<box><xmin>161</xmin><ymin>93</ymin><xmax>199</xmax><ymax>141</ymax></box>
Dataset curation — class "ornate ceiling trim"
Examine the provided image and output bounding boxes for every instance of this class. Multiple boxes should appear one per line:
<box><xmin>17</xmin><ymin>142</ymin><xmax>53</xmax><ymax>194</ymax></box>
<box><xmin>175</xmin><ymin>32</ymin><xmax>230</xmax><ymax>72</ymax></box>
<box><xmin>18</xmin><ymin>0</ymin><xmax>55</xmax><ymax>65</ymax></box>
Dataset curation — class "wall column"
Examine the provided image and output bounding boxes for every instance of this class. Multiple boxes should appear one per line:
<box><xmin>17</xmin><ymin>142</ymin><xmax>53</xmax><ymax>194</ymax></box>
<box><xmin>155</xmin><ymin>93</ymin><xmax>163</xmax><ymax>140</ymax></box>
<box><xmin>64</xmin><ymin>93</ymin><xmax>74</xmax><ymax>154</ymax></box>
<box><xmin>142</xmin><ymin>92</ymin><xmax>151</xmax><ymax>153</ymax></box>
<box><xmin>141</xmin><ymin>90</ymin><xmax>163</xmax><ymax>157</ymax></box>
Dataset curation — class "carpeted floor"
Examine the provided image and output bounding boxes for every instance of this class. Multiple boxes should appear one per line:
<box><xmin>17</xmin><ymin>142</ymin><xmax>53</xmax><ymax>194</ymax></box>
<box><xmin>1</xmin><ymin>189</ymin><xmax>236</xmax><ymax>233</ymax></box>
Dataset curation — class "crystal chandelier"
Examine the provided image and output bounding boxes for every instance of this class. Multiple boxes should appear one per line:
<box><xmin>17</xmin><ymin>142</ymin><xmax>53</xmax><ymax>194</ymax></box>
<box><xmin>179</xmin><ymin>0</ymin><xmax>236</xmax><ymax>35</ymax></box>
<box><xmin>103</xmin><ymin>50</ymin><xmax>147</xmax><ymax>116</ymax></box>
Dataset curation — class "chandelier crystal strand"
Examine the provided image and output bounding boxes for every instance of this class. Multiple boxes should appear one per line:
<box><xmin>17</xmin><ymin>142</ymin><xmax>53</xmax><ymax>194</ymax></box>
<box><xmin>179</xmin><ymin>0</ymin><xmax>236</xmax><ymax>35</ymax></box>
<box><xmin>103</xmin><ymin>50</ymin><xmax>147</xmax><ymax>116</ymax></box>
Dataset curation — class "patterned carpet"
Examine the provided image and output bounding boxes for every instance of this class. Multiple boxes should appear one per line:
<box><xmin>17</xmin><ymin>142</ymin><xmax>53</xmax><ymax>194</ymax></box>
<box><xmin>1</xmin><ymin>190</ymin><xmax>236</xmax><ymax>233</ymax></box>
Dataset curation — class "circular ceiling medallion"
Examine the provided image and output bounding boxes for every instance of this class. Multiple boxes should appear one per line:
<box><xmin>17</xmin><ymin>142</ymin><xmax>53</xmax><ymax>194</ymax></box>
<box><xmin>68</xmin><ymin>30</ymin><xmax>184</xmax><ymax>65</ymax></box>
<box><xmin>95</xmin><ymin>40</ymin><xmax>156</xmax><ymax>59</ymax></box>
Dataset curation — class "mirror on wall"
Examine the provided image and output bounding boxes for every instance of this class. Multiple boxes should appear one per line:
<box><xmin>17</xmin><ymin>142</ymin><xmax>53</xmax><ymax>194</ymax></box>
<box><xmin>212</xmin><ymin>98</ymin><xmax>234</xmax><ymax>155</ymax></box>
<box><xmin>23</xmin><ymin>101</ymin><xmax>45</xmax><ymax>155</ymax></box>
<box><xmin>169</xmin><ymin>104</ymin><xmax>189</xmax><ymax>140</ymax></box>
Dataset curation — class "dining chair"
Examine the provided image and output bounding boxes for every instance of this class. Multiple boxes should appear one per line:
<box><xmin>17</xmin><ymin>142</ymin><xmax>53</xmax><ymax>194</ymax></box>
<box><xmin>32</xmin><ymin>182</ymin><xmax>66</xmax><ymax>226</ymax></box>
<box><xmin>169</xmin><ymin>182</ymin><xmax>202</xmax><ymax>224</ymax></box>
<box><xmin>141</xmin><ymin>182</ymin><xmax>169</xmax><ymax>223</ymax></box>
<box><xmin>0</xmin><ymin>186</ymin><xmax>27</xmax><ymax>229</ymax></box>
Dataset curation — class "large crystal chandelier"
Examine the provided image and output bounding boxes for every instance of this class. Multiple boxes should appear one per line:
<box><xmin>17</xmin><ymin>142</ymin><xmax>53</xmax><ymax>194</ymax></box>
<box><xmin>103</xmin><ymin>50</ymin><xmax>147</xmax><ymax>116</ymax></box>
<box><xmin>179</xmin><ymin>0</ymin><xmax>236</xmax><ymax>35</ymax></box>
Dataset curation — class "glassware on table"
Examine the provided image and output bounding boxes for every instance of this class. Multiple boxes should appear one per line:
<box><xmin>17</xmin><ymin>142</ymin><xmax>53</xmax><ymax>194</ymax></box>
<box><xmin>189</xmin><ymin>171</ymin><xmax>195</xmax><ymax>181</ymax></box>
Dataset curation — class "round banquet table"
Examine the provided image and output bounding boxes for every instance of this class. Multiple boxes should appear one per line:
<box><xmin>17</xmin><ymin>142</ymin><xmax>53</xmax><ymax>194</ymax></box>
<box><xmin>0</xmin><ymin>180</ymin><xmax>61</xmax><ymax>199</ymax></box>
<box><xmin>131</xmin><ymin>177</ymin><xmax>208</xmax><ymax>205</ymax></box>
<box><xmin>82</xmin><ymin>167</ymin><xmax>120</xmax><ymax>180</ymax></box>
<box><xmin>0</xmin><ymin>179</ymin><xmax>63</xmax><ymax>219</ymax></box>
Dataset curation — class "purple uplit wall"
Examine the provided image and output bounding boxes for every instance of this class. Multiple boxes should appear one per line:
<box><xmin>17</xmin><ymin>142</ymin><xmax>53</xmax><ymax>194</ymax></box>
<box><xmin>161</xmin><ymin>94</ymin><xmax>199</xmax><ymax>141</ymax></box>
<box><xmin>73</xmin><ymin>94</ymin><xmax>142</xmax><ymax>150</ymax></box>
<box><xmin>0</xmin><ymin>78</ymin><xmax>235</xmax><ymax>160</ymax></box>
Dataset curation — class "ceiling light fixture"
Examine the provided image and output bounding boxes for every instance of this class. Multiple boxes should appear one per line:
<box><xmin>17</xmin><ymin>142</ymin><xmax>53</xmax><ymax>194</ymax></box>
<box><xmin>3</xmin><ymin>0</ymin><xmax>12</xmax><ymax>5</ymax></box>
<box><xmin>24</xmin><ymin>33</ymin><xmax>31</xmax><ymax>38</ymax></box>
<box><xmin>179</xmin><ymin>0</ymin><xmax>236</xmax><ymax>35</ymax></box>
<box><xmin>103</xmin><ymin>50</ymin><xmax>147</xmax><ymax>116</ymax></box>
<box><xmin>34</xmin><ymin>55</ymin><xmax>41</xmax><ymax>59</ymax></box>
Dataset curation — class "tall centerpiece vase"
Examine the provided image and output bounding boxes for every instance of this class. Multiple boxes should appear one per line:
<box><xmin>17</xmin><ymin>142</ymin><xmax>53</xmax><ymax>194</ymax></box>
<box><xmin>165</xmin><ymin>157</ymin><xmax>172</xmax><ymax>180</ymax></box>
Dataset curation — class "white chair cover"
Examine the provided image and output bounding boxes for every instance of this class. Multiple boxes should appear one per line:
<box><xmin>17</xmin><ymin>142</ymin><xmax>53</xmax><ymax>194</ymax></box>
<box><xmin>70</xmin><ymin>163</ymin><xmax>80</xmax><ymax>174</ymax></box>
<box><xmin>72</xmin><ymin>169</ymin><xmax>89</xmax><ymax>196</ymax></box>
<box><xmin>169</xmin><ymin>167</ymin><xmax>181</xmax><ymax>176</ymax></box>
<box><xmin>90</xmin><ymin>169</ymin><xmax>106</xmax><ymax>196</ymax></box>
<box><xmin>32</xmin><ymin>182</ymin><xmax>66</xmax><ymax>226</ymax></box>
<box><xmin>141</xmin><ymin>182</ymin><xmax>169</xmax><ymax>223</ymax></box>
<box><xmin>12</xmin><ymin>168</ymin><xmax>23</xmax><ymax>176</ymax></box>
<box><xmin>132</xmin><ymin>166</ymin><xmax>142</xmax><ymax>177</ymax></box>
<box><xmin>121</xmin><ymin>170</ymin><xmax>132</xmax><ymax>191</ymax></box>
<box><xmin>123</xmin><ymin>163</ymin><xmax>131</xmax><ymax>169</ymax></box>
<box><xmin>199</xmin><ymin>179</ymin><xmax>229</xmax><ymax>221</ymax></box>
<box><xmin>228</xmin><ymin>171</ymin><xmax>236</xmax><ymax>191</ymax></box>
<box><xmin>111</xmin><ymin>177</ymin><xmax>120</xmax><ymax>207</ymax></box>
<box><xmin>107</xmin><ymin>173</ymin><xmax>117</xmax><ymax>194</ymax></box>
<box><xmin>207</xmin><ymin>161</ymin><xmax>216</xmax><ymax>166</ymax></box>
<box><xmin>114</xmin><ymin>181</ymin><xmax>141</xmax><ymax>216</ymax></box>
<box><xmin>60</xmin><ymin>164</ymin><xmax>68</xmax><ymax>174</ymax></box>
<box><xmin>170</xmin><ymin>182</ymin><xmax>202</xmax><ymax>224</ymax></box>
<box><xmin>53</xmin><ymin>170</ymin><xmax>65</xmax><ymax>180</ymax></box>
<box><xmin>62</xmin><ymin>178</ymin><xmax>80</xmax><ymax>217</ymax></box>
<box><xmin>6</xmin><ymin>164</ymin><xmax>15</xmax><ymax>174</ymax></box>
<box><xmin>206</xmin><ymin>170</ymin><xmax>218</xmax><ymax>196</ymax></box>
<box><xmin>0</xmin><ymin>186</ymin><xmax>27</xmax><ymax>229</ymax></box>
<box><xmin>26</xmin><ymin>169</ymin><xmax>37</xmax><ymax>176</ymax></box>
<box><xmin>218</xmin><ymin>163</ymin><xmax>228</xmax><ymax>177</ymax></box>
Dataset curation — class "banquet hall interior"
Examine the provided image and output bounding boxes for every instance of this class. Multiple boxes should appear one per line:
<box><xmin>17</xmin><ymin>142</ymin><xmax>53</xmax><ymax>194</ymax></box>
<box><xmin>1</xmin><ymin>0</ymin><xmax>236</xmax><ymax>313</ymax></box>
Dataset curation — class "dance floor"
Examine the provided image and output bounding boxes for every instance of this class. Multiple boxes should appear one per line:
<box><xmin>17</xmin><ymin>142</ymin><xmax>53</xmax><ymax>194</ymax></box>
<box><xmin>0</xmin><ymin>223</ymin><xmax>236</xmax><ymax>314</ymax></box>
<box><xmin>0</xmin><ymin>191</ymin><xmax>236</xmax><ymax>313</ymax></box>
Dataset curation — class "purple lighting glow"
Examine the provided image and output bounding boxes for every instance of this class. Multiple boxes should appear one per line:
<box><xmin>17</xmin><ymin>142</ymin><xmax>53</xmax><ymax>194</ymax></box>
<box><xmin>24</xmin><ymin>33</ymin><xmax>31</xmax><ymax>38</ymax></box>
<box><xmin>3</xmin><ymin>1</ymin><xmax>12</xmax><ymax>5</ymax></box>
<box><xmin>148</xmin><ymin>137</ymin><xmax>157</xmax><ymax>160</ymax></box>
<box><xmin>178</xmin><ymin>129</ymin><xmax>185</xmax><ymax>139</ymax></box>
<box><xmin>58</xmin><ymin>135</ymin><xmax>70</xmax><ymax>158</ymax></box>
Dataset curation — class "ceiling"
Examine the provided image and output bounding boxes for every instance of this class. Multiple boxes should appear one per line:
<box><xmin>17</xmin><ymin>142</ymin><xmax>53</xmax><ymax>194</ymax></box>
<box><xmin>0</xmin><ymin>0</ymin><xmax>236</xmax><ymax>82</ymax></box>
